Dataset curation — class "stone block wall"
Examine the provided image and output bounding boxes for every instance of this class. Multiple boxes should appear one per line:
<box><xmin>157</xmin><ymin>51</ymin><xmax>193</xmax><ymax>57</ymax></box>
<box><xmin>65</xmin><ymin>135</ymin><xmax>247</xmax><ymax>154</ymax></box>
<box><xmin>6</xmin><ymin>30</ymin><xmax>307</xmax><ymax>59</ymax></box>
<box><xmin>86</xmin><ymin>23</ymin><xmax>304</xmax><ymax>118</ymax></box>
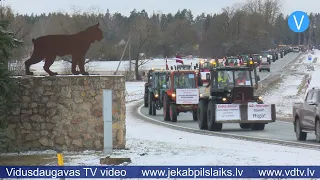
<box><xmin>5</xmin><ymin>75</ymin><xmax>126</xmax><ymax>151</ymax></box>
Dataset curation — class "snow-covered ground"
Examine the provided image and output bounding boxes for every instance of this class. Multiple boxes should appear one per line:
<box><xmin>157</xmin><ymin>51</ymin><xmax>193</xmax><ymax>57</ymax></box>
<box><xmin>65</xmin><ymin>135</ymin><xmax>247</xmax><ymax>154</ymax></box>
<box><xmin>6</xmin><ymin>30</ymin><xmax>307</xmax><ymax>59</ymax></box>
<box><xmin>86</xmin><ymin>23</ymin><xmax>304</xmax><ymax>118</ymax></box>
<box><xmin>125</xmin><ymin>81</ymin><xmax>145</xmax><ymax>103</ymax></box>
<box><xmin>263</xmin><ymin>50</ymin><xmax>319</xmax><ymax>118</ymax></box>
<box><xmin>66</xmin><ymin>101</ymin><xmax>320</xmax><ymax>166</ymax></box>
<box><xmin>27</xmin><ymin>57</ymin><xmax>199</xmax><ymax>75</ymax></box>
<box><xmin>3</xmin><ymin>82</ymin><xmax>320</xmax><ymax>168</ymax></box>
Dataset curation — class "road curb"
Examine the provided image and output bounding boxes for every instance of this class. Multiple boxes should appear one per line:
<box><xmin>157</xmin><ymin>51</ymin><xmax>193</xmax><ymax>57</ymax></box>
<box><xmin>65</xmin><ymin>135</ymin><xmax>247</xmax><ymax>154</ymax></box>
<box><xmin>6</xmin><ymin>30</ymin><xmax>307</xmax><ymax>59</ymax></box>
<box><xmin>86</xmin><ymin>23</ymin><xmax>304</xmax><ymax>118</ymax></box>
<box><xmin>133</xmin><ymin>100</ymin><xmax>320</xmax><ymax>150</ymax></box>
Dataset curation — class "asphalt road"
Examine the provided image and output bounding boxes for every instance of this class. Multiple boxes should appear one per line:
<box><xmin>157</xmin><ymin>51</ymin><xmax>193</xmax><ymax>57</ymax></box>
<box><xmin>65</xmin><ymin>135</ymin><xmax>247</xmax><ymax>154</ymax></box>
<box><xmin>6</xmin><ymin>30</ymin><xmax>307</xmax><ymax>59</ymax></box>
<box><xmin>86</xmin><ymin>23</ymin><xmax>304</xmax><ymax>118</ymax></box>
<box><xmin>257</xmin><ymin>52</ymin><xmax>301</xmax><ymax>81</ymax></box>
<box><xmin>140</xmin><ymin>105</ymin><xmax>318</xmax><ymax>146</ymax></box>
<box><xmin>139</xmin><ymin>52</ymin><xmax>320</xmax><ymax>148</ymax></box>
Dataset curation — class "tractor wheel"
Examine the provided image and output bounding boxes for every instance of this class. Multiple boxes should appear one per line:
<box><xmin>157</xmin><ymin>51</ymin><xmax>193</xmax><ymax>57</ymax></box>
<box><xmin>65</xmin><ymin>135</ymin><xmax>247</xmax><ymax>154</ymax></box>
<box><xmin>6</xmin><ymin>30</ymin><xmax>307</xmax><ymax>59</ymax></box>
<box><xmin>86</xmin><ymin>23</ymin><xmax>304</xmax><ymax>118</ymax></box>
<box><xmin>152</xmin><ymin>101</ymin><xmax>156</xmax><ymax>116</ymax></box>
<box><xmin>163</xmin><ymin>94</ymin><xmax>170</xmax><ymax>121</ymax></box>
<box><xmin>251</xmin><ymin>123</ymin><xmax>265</xmax><ymax>130</ymax></box>
<box><xmin>170</xmin><ymin>104</ymin><xmax>177</xmax><ymax>122</ymax></box>
<box><xmin>148</xmin><ymin>92</ymin><xmax>153</xmax><ymax>115</ymax></box>
<box><xmin>240</xmin><ymin>123</ymin><xmax>251</xmax><ymax>129</ymax></box>
<box><xmin>192</xmin><ymin>109</ymin><xmax>198</xmax><ymax>121</ymax></box>
<box><xmin>198</xmin><ymin>99</ymin><xmax>208</xmax><ymax>129</ymax></box>
<box><xmin>207</xmin><ymin>100</ymin><xmax>222</xmax><ymax>131</ymax></box>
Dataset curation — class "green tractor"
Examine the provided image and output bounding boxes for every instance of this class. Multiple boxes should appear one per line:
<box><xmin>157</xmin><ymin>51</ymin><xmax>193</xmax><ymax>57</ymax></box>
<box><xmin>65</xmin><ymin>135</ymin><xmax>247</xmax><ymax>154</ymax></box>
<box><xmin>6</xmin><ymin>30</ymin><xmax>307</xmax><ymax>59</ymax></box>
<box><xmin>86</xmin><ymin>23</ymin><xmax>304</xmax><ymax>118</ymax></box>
<box><xmin>146</xmin><ymin>70</ymin><xmax>169</xmax><ymax>116</ymax></box>
<box><xmin>197</xmin><ymin>60</ymin><xmax>276</xmax><ymax>131</ymax></box>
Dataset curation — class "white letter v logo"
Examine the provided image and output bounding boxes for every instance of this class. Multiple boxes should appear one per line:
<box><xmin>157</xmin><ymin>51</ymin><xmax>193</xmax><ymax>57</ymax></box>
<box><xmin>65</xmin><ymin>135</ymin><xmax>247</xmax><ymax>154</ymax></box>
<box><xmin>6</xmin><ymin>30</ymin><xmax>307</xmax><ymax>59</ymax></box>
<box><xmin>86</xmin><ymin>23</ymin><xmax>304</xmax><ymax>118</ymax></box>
<box><xmin>293</xmin><ymin>15</ymin><xmax>305</xmax><ymax>30</ymax></box>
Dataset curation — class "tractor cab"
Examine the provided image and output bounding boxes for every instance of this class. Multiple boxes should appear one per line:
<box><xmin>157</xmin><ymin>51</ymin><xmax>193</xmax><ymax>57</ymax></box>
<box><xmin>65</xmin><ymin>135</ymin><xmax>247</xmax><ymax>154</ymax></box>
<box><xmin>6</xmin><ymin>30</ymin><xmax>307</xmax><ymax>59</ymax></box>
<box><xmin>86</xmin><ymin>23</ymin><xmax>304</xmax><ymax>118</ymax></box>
<box><xmin>144</xmin><ymin>68</ymin><xmax>167</xmax><ymax>108</ymax></box>
<box><xmin>199</xmin><ymin>60</ymin><xmax>212</xmax><ymax>71</ymax></box>
<box><xmin>205</xmin><ymin>62</ymin><xmax>261</xmax><ymax>103</ymax></box>
<box><xmin>198</xmin><ymin>59</ymin><xmax>214</xmax><ymax>84</ymax></box>
<box><xmin>169</xmin><ymin>71</ymin><xmax>198</xmax><ymax>90</ymax></box>
<box><xmin>226</xmin><ymin>56</ymin><xmax>238</xmax><ymax>66</ymax></box>
<box><xmin>162</xmin><ymin>70</ymin><xmax>200</xmax><ymax>122</ymax></box>
<box><xmin>197</xmin><ymin>60</ymin><xmax>275</xmax><ymax>132</ymax></box>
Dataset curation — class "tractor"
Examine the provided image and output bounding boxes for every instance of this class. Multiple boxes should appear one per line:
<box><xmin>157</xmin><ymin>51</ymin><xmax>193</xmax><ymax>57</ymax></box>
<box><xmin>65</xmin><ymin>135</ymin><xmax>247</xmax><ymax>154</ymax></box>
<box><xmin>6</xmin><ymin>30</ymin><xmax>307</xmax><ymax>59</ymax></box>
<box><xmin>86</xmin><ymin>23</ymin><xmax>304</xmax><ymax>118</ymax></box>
<box><xmin>145</xmin><ymin>69</ymin><xmax>169</xmax><ymax>116</ymax></box>
<box><xmin>144</xmin><ymin>68</ymin><xmax>166</xmax><ymax>107</ymax></box>
<box><xmin>162</xmin><ymin>70</ymin><xmax>201</xmax><ymax>122</ymax></box>
<box><xmin>197</xmin><ymin>60</ymin><xmax>276</xmax><ymax>131</ymax></box>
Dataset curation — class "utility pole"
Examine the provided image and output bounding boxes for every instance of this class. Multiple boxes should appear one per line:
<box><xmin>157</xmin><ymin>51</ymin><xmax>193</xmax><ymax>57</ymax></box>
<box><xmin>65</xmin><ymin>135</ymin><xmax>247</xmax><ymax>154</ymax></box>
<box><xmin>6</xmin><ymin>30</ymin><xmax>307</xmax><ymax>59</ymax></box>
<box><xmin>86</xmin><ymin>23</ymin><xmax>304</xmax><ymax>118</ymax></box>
<box><xmin>128</xmin><ymin>32</ymin><xmax>132</xmax><ymax>73</ymax></box>
<box><xmin>114</xmin><ymin>35</ymin><xmax>131</xmax><ymax>75</ymax></box>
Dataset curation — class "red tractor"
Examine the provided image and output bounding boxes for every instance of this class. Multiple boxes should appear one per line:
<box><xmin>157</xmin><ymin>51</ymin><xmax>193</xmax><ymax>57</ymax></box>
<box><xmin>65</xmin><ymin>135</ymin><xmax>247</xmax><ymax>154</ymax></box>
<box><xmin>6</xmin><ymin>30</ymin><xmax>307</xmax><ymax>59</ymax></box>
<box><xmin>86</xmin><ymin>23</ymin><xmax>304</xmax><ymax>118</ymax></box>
<box><xmin>162</xmin><ymin>70</ymin><xmax>201</xmax><ymax>122</ymax></box>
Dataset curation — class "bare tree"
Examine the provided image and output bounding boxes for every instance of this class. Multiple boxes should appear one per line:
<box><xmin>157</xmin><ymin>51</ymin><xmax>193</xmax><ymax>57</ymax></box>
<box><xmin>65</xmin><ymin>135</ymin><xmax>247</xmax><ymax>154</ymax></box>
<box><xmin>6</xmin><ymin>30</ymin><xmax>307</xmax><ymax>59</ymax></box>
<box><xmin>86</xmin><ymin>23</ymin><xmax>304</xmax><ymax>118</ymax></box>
<box><xmin>130</xmin><ymin>15</ymin><xmax>155</xmax><ymax>80</ymax></box>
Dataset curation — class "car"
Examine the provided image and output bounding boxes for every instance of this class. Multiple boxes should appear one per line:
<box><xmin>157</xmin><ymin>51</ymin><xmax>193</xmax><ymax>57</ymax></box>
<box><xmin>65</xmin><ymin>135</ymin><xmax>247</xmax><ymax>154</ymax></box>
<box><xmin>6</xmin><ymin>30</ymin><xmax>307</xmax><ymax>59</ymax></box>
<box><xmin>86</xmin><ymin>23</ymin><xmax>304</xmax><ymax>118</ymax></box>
<box><xmin>251</xmin><ymin>54</ymin><xmax>262</xmax><ymax>64</ymax></box>
<box><xmin>259</xmin><ymin>62</ymin><xmax>270</xmax><ymax>72</ymax></box>
<box><xmin>293</xmin><ymin>87</ymin><xmax>320</xmax><ymax>142</ymax></box>
<box><xmin>261</xmin><ymin>51</ymin><xmax>273</xmax><ymax>63</ymax></box>
<box><xmin>292</xmin><ymin>47</ymin><xmax>300</xmax><ymax>52</ymax></box>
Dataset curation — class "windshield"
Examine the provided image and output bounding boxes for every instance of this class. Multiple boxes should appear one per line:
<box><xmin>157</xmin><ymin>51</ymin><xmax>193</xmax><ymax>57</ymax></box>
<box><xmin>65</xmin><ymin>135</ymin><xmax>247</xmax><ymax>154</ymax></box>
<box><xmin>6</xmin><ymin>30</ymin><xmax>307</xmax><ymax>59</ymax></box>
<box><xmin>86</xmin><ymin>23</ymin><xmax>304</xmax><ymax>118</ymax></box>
<box><xmin>173</xmin><ymin>73</ymin><xmax>196</xmax><ymax>89</ymax></box>
<box><xmin>242</xmin><ymin>56</ymin><xmax>250</xmax><ymax>61</ymax></box>
<box><xmin>201</xmin><ymin>62</ymin><xmax>211</xmax><ymax>69</ymax></box>
<box><xmin>261</xmin><ymin>52</ymin><xmax>269</xmax><ymax>57</ymax></box>
<box><xmin>212</xmin><ymin>70</ymin><xmax>252</xmax><ymax>88</ymax></box>
<box><xmin>178</xmin><ymin>65</ymin><xmax>191</xmax><ymax>70</ymax></box>
<box><xmin>252</xmin><ymin>55</ymin><xmax>261</xmax><ymax>61</ymax></box>
<box><xmin>154</xmin><ymin>73</ymin><xmax>167</xmax><ymax>88</ymax></box>
<box><xmin>227</xmin><ymin>58</ymin><xmax>237</xmax><ymax>63</ymax></box>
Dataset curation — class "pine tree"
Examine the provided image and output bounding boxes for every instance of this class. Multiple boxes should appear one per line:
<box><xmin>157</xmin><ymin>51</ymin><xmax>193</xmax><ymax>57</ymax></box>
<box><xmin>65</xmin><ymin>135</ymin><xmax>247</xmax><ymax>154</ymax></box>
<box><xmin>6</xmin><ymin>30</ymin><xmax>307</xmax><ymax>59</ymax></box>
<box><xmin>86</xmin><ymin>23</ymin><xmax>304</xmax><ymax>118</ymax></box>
<box><xmin>0</xmin><ymin>19</ymin><xmax>22</xmax><ymax>128</ymax></box>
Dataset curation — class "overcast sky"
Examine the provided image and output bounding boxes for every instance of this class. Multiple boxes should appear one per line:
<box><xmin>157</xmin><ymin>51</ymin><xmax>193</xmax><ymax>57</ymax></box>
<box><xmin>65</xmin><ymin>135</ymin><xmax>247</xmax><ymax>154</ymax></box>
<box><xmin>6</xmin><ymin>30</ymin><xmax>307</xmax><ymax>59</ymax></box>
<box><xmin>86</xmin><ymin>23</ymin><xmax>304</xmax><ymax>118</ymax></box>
<box><xmin>5</xmin><ymin>0</ymin><xmax>320</xmax><ymax>17</ymax></box>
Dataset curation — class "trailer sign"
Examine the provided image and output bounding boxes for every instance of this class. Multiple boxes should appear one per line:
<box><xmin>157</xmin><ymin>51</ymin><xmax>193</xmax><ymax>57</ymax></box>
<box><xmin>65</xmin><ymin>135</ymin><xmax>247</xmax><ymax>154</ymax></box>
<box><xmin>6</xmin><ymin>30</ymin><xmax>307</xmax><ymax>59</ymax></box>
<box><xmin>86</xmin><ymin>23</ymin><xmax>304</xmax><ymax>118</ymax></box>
<box><xmin>215</xmin><ymin>104</ymin><xmax>241</xmax><ymax>121</ymax></box>
<box><xmin>247</xmin><ymin>103</ymin><xmax>272</xmax><ymax>120</ymax></box>
<box><xmin>176</xmin><ymin>89</ymin><xmax>199</xmax><ymax>104</ymax></box>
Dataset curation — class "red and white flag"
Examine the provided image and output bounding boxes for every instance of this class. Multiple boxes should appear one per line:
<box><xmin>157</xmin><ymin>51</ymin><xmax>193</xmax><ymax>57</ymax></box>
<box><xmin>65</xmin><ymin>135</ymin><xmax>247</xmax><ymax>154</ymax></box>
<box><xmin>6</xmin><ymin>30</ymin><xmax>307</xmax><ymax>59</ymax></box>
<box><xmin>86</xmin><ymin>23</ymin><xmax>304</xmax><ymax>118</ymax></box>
<box><xmin>175</xmin><ymin>55</ymin><xmax>184</xmax><ymax>64</ymax></box>
<box><xmin>165</xmin><ymin>57</ymin><xmax>169</xmax><ymax>70</ymax></box>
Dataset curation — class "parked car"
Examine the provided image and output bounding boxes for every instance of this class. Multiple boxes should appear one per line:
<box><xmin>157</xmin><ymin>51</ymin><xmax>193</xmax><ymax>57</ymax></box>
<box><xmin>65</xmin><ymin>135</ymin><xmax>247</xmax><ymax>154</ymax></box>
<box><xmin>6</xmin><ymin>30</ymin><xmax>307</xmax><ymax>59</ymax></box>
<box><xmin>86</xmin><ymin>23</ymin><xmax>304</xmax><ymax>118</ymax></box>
<box><xmin>293</xmin><ymin>87</ymin><xmax>320</xmax><ymax>142</ymax></box>
<box><xmin>259</xmin><ymin>62</ymin><xmax>270</xmax><ymax>72</ymax></box>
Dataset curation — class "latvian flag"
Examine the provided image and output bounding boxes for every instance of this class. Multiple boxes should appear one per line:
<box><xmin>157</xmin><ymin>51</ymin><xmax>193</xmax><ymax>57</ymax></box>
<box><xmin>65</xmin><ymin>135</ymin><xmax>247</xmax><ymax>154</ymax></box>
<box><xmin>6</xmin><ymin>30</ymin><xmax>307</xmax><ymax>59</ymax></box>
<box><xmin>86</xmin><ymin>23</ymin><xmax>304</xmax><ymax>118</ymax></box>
<box><xmin>176</xmin><ymin>55</ymin><xmax>184</xmax><ymax>64</ymax></box>
<box><xmin>165</xmin><ymin>57</ymin><xmax>169</xmax><ymax>70</ymax></box>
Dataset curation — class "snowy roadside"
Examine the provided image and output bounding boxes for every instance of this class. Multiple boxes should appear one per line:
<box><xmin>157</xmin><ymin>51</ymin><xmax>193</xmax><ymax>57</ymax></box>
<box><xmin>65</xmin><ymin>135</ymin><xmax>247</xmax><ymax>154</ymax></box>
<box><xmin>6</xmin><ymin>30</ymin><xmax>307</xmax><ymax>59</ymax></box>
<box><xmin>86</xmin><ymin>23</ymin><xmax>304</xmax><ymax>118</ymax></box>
<box><xmin>263</xmin><ymin>51</ymin><xmax>318</xmax><ymax>119</ymax></box>
<box><xmin>125</xmin><ymin>81</ymin><xmax>145</xmax><ymax>103</ymax></box>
